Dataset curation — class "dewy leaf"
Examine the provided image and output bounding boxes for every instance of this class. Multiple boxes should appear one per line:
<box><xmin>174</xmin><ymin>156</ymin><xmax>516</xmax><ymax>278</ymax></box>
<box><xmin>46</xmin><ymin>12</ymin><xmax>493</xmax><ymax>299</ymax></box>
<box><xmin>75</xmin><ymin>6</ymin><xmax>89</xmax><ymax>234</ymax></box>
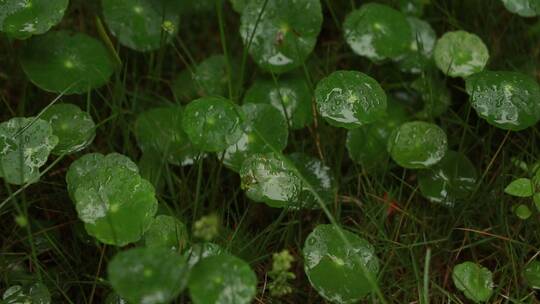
<box><xmin>188</xmin><ymin>254</ymin><xmax>257</xmax><ymax>304</ymax></box>
<box><xmin>239</xmin><ymin>152</ymin><xmax>302</xmax><ymax>208</ymax></box>
<box><xmin>2</xmin><ymin>282</ymin><xmax>51</xmax><ymax>304</ymax></box>
<box><xmin>501</xmin><ymin>0</ymin><xmax>540</xmax><ymax>17</ymax></box>
<box><xmin>433</xmin><ymin>30</ymin><xmax>489</xmax><ymax>78</ymax></box>
<box><xmin>465</xmin><ymin>70</ymin><xmax>540</xmax><ymax>131</ymax></box>
<box><xmin>239</xmin><ymin>0</ymin><xmax>323</xmax><ymax>73</ymax></box>
<box><xmin>101</xmin><ymin>0</ymin><xmax>180</xmax><ymax>52</ymax></box>
<box><xmin>73</xmin><ymin>166</ymin><xmax>157</xmax><ymax>246</ymax></box>
<box><xmin>192</xmin><ymin>54</ymin><xmax>231</xmax><ymax>97</ymax></box>
<box><xmin>65</xmin><ymin>152</ymin><xmax>139</xmax><ymax>199</ymax></box>
<box><xmin>108</xmin><ymin>247</ymin><xmax>188</xmax><ymax>304</ymax></box>
<box><xmin>223</xmin><ymin>103</ymin><xmax>288</xmax><ymax>172</ymax></box>
<box><xmin>134</xmin><ymin>105</ymin><xmax>199</xmax><ymax>166</ymax></box>
<box><xmin>346</xmin><ymin>98</ymin><xmax>409</xmax><ymax>170</ymax></box>
<box><xmin>0</xmin><ymin>117</ymin><xmax>58</xmax><ymax>185</ymax></box>
<box><xmin>144</xmin><ymin>215</ymin><xmax>189</xmax><ymax>251</ymax></box>
<box><xmin>182</xmin><ymin>96</ymin><xmax>243</xmax><ymax>152</ymax></box>
<box><xmin>418</xmin><ymin>151</ymin><xmax>478</xmax><ymax>207</ymax></box>
<box><xmin>387</xmin><ymin>121</ymin><xmax>448</xmax><ymax>169</ymax></box>
<box><xmin>452</xmin><ymin>261</ymin><xmax>494</xmax><ymax>303</ymax></box>
<box><xmin>184</xmin><ymin>242</ymin><xmax>225</xmax><ymax>269</ymax></box>
<box><xmin>343</xmin><ymin>3</ymin><xmax>412</xmax><ymax>62</ymax></box>
<box><xmin>0</xmin><ymin>0</ymin><xmax>68</xmax><ymax>39</ymax></box>
<box><xmin>20</xmin><ymin>30</ymin><xmax>114</xmax><ymax>94</ymax></box>
<box><xmin>524</xmin><ymin>261</ymin><xmax>540</xmax><ymax>289</ymax></box>
<box><xmin>315</xmin><ymin>70</ymin><xmax>387</xmax><ymax>129</ymax></box>
<box><xmin>289</xmin><ymin>153</ymin><xmax>336</xmax><ymax>210</ymax></box>
<box><xmin>396</xmin><ymin>17</ymin><xmax>437</xmax><ymax>74</ymax></box>
<box><xmin>243</xmin><ymin>76</ymin><xmax>313</xmax><ymax>130</ymax></box>
<box><xmin>41</xmin><ymin>103</ymin><xmax>96</xmax><ymax>155</ymax></box>
<box><xmin>504</xmin><ymin>178</ymin><xmax>534</xmax><ymax>197</ymax></box>
<box><xmin>303</xmin><ymin>224</ymin><xmax>380</xmax><ymax>303</ymax></box>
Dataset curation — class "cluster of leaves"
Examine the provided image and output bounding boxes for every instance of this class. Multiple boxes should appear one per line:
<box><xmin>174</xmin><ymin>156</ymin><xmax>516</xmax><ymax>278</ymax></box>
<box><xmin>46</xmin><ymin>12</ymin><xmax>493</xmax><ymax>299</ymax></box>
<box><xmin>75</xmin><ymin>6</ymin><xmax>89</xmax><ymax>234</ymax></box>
<box><xmin>1</xmin><ymin>0</ymin><xmax>540</xmax><ymax>303</ymax></box>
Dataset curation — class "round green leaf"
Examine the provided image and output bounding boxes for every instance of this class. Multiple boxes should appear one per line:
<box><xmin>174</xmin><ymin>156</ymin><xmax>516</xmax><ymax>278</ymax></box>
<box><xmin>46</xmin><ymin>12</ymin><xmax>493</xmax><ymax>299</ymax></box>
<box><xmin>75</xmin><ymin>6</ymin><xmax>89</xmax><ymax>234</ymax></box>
<box><xmin>182</xmin><ymin>97</ymin><xmax>243</xmax><ymax>152</ymax></box>
<box><xmin>20</xmin><ymin>30</ymin><xmax>114</xmax><ymax>94</ymax></box>
<box><xmin>41</xmin><ymin>103</ymin><xmax>96</xmax><ymax>155</ymax></box>
<box><xmin>396</xmin><ymin>17</ymin><xmax>436</xmax><ymax>74</ymax></box>
<box><xmin>66</xmin><ymin>152</ymin><xmax>139</xmax><ymax>198</ymax></box>
<box><xmin>239</xmin><ymin>0</ymin><xmax>323</xmax><ymax>73</ymax></box>
<box><xmin>134</xmin><ymin>105</ymin><xmax>199</xmax><ymax>166</ymax></box>
<box><xmin>452</xmin><ymin>261</ymin><xmax>494</xmax><ymax>303</ymax></box>
<box><xmin>188</xmin><ymin>254</ymin><xmax>257</xmax><ymax>304</ymax></box>
<box><xmin>192</xmin><ymin>54</ymin><xmax>230</xmax><ymax>97</ymax></box>
<box><xmin>184</xmin><ymin>242</ymin><xmax>225</xmax><ymax>269</ymax></box>
<box><xmin>73</xmin><ymin>166</ymin><xmax>157</xmax><ymax>246</ymax></box>
<box><xmin>0</xmin><ymin>117</ymin><xmax>58</xmax><ymax>185</ymax></box>
<box><xmin>289</xmin><ymin>153</ymin><xmax>336</xmax><ymax>210</ymax></box>
<box><xmin>101</xmin><ymin>0</ymin><xmax>180</xmax><ymax>51</ymax></box>
<box><xmin>514</xmin><ymin>204</ymin><xmax>532</xmax><ymax>219</ymax></box>
<box><xmin>223</xmin><ymin>103</ymin><xmax>288</xmax><ymax>172</ymax></box>
<box><xmin>387</xmin><ymin>121</ymin><xmax>448</xmax><ymax>169</ymax></box>
<box><xmin>343</xmin><ymin>3</ymin><xmax>412</xmax><ymax>62</ymax></box>
<box><xmin>243</xmin><ymin>76</ymin><xmax>313</xmax><ymax>129</ymax></box>
<box><xmin>2</xmin><ymin>282</ymin><xmax>50</xmax><ymax>304</ymax></box>
<box><xmin>465</xmin><ymin>71</ymin><xmax>540</xmax><ymax>131</ymax></box>
<box><xmin>239</xmin><ymin>152</ymin><xmax>301</xmax><ymax>208</ymax></box>
<box><xmin>433</xmin><ymin>30</ymin><xmax>489</xmax><ymax>78</ymax></box>
<box><xmin>303</xmin><ymin>224</ymin><xmax>380</xmax><ymax>303</ymax></box>
<box><xmin>108</xmin><ymin>247</ymin><xmax>188</xmax><ymax>304</ymax></box>
<box><xmin>346</xmin><ymin>98</ymin><xmax>409</xmax><ymax>169</ymax></box>
<box><xmin>505</xmin><ymin>178</ymin><xmax>534</xmax><ymax>197</ymax></box>
<box><xmin>418</xmin><ymin>151</ymin><xmax>478</xmax><ymax>207</ymax></box>
<box><xmin>315</xmin><ymin>70</ymin><xmax>387</xmax><ymax>129</ymax></box>
<box><xmin>144</xmin><ymin>215</ymin><xmax>189</xmax><ymax>251</ymax></box>
<box><xmin>501</xmin><ymin>0</ymin><xmax>540</xmax><ymax>17</ymax></box>
<box><xmin>524</xmin><ymin>261</ymin><xmax>540</xmax><ymax>289</ymax></box>
<box><xmin>0</xmin><ymin>0</ymin><xmax>68</xmax><ymax>39</ymax></box>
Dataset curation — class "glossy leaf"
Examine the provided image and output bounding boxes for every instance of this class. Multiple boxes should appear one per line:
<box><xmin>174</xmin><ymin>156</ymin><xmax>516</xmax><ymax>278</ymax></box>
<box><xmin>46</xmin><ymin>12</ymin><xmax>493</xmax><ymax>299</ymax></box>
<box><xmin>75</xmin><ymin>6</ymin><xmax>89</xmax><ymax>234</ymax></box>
<box><xmin>433</xmin><ymin>30</ymin><xmax>489</xmax><ymax>78</ymax></box>
<box><xmin>20</xmin><ymin>31</ymin><xmax>114</xmax><ymax>94</ymax></box>
<box><xmin>108</xmin><ymin>247</ymin><xmax>188</xmax><ymax>304</ymax></box>
<box><xmin>396</xmin><ymin>17</ymin><xmax>436</xmax><ymax>74</ymax></box>
<box><xmin>315</xmin><ymin>70</ymin><xmax>387</xmax><ymax>129</ymax></box>
<box><xmin>2</xmin><ymin>282</ymin><xmax>50</xmax><ymax>304</ymax></box>
<box><xmin>0</xmin><ymin>117</ymin><xmax>58</xmax><ymax>185</ymax></box>
<box><xmin>418</xmin><ymin>151</ymin><xmax>478</xmax><ymax>207</ymax></box>
<box><xmin>72</xmin><ymin>166</ymin><xmax>157</xmax><ymax>246</ymax></box>
<box><xmin>303</xmin><ymin>224</ymin><xmax>380</xmax><ymax>303</ymax></box>
<box><xmin>465</xmin><ymin>70</ymin><xmax>540</xmax><ymax>131</ymax></box>
<box><xmin>289</xmin><ymin>153</ymin><xmax>336</xmax><ymax>210</ymax></box>
<box><xmin>387</xmin><ymin>121</ymin><xmax>447</xmax><ymax>169</ymax></box>
<box><xmin>343</xmin><ymin>3</ymin><xmax>412</xmax><ymax>62</ymax></box>
<box><xmin>101</xmin><ymin>0</ymin><xmax>180</xmax><ymax>51</ymax></box>
<box><xmin>346</xmin><ymin>98</ymin><xmax>409</xmax><ymax>169</ymax></box>
<box><xmin>182</xmin><ymin>97</ymin><xmax>243</xmax><ymax>152</ymax></box>
<box><xmin>41</xmin><ymin>103</ymin><xmax>96</xmax><ymax>155</ymax></box>
<box><xmin>243</xmin><ymin>76</ymin><xmax>313</xmax><ymax>129</ymax></box>
<box><xmin>66</xmin><ymin>152</ymin><xmax>139</xmax><ymax>198</ymax></box>
<box><xmin>239</xmin><ymin>153</ymin><xmax>301</xmax><ymax>208</ymax></box>
<box><xmin>144</xmin><ymin>215</ymin><xmax>189</xmax><ymax>251</ymax></box>
<box><xmin>524</xmin><ymin>261</ymin><xmax>540</xmax><ymax>289</ymax></box>
<box><xmin>188</xmin><ymin>254</ymin><xmax>257</xmax><ymax>304</ymax></box>
<box><xmin>452</xmin><ymin>261</ymin><xmax>494</xmax><ymax>303</ymax></box>
<box><xmin>239</xmin><ymin>0</ymin><xmax>323</xmax><ymax>73</ymax></box>
<box><xmin>134</xmin><ymin>106</ymin><xmax>199</xmax><ymax>166</ymax></box>
<box><xmin>184</xmin><ymin>242</ymin><xmax>225</xmax><ymax>269</ymax></box>
<box><xmin>0</xmin><ymin>0</ymin><xmax>68</xmax><ymax>39</ymax></box>
<box><xmin>223</xmin><ymin>103</ymin><xmax>288</xmax><ymax>172</ymax></box>
<box><xmin>501</xmin><ymin>0</ymin><xmax>540</xmax><ymax>17</ymax></box>
<box><xmin>192</xmin><ymin>54</ymin><xmax>231</xmax><ymax>97</ymax></box>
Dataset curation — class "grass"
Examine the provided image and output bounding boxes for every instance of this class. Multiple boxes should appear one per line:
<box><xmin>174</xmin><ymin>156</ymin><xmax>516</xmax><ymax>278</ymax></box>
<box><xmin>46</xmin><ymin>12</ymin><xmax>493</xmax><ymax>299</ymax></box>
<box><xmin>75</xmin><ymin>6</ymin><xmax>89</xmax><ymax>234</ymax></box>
<box><xmin>1</xmin><ymin>0</ymin><xmax>540</xmax><ymax>303</ymax></box>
